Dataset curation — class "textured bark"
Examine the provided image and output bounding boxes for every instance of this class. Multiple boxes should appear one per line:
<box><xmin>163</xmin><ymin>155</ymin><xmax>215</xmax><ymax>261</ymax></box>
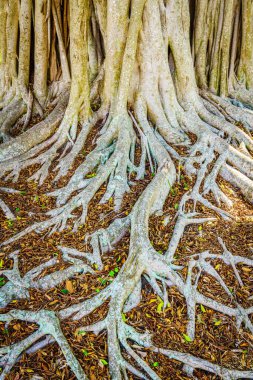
<box><xmin>34</xmin><ymin>0</ymin><xmax>48</xmax><ymax>106</ymax></box>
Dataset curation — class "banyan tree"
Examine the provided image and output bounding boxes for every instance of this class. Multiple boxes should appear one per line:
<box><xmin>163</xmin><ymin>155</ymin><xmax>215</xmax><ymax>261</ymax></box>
<box><xmin>0</xmin><ymin>0</ymin><xmax>253</xmax><ymax>379</ymax></box>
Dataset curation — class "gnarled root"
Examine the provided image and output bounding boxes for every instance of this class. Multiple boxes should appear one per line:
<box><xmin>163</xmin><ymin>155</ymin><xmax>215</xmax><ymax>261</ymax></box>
<box><xmin>0</xmin><ymin>90</ymin><xmax>69</xmax><ymax>163</ymax></box>
<box><xmin>0</xmin><ymin>309</ymin><xmax>87</xmax><ymax>380</ymax></box>
<box><xmin>0</xmin><ymin>248</ymin><xmax>96</xmax><ymax>308</ymax></box>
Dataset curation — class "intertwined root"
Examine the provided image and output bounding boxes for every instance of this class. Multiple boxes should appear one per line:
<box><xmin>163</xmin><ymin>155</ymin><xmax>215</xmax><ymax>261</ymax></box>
<box><xmin>0</xmin><ymin>116</ymin><xmax>253</xmax><ymax>379</ymax></box>
<box><xmin>1</xmin><ymin>176</ymin><xmax>253</xmax><ymax>379</ymax></box>
<box><xmin>1</xmin><ymin>0</ymin><xmax>253</xmax><ymax>377</ymax></box>
<box><xmin>0</xmin><ymin>309</ymin><xmax>87</xmax><ymax>380</ymax></box>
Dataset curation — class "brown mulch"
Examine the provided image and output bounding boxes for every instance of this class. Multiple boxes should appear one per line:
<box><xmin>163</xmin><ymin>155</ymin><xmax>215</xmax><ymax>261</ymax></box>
<box><xmin>0</xmin><ymin>124</ymin><xmax>253</xmax><ymax>380</ymax></box>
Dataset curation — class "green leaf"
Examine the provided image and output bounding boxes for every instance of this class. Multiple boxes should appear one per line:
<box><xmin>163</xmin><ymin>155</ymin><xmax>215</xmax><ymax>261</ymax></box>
<box><xmin>20</xmin><ymin>190</ymin><xmax>26</xmax><ymax>195</ymax></box>
<box><xmin>183</xmin><ymin>334</ymin><xmax>192</xmax><ymax>342</ymax></box>
<box><xmin>98</xmin><ymin>277</ymin><xmax>107</xmax><ymax>285</ymax></box>
<box><xmin>7</xmin><ymin>220</ymin><xmax>13</xmax><ymax>228</ymax></box>
<box><xmin>95</xmin><ymin>288</ymin><xmax>100</xmax><ymax>293</ymax></box>
<box><xmin>86</xmin><ymin>173</ymin><xmax>96</xmax><ymax>178</ymax></box>
<box><xmin>170</xmin><ymin>187</ymin><xmax>176</xmax><ymax>196</ymax></box>
<box><xmin>0</xmin><ymin>259</ymin><xmax>3</xmax><ymax>268</ymax></box>
<box><xmin>0</xmin><ymin>277</ymin><xmax>6</xmax><ymax>287</ymax></box>
<box><xmin>122</xmin><ymin>313</ymin><xmax>126</xmax><ymax>322</ymax></box>
<box><xmin>109</xmin><ymin>270</ymin><xmax>115</xmax><ymax>277</ymax></box>
<box><xmin>157</xmin><ymin>297</ymin><xmax>164</xmax><ymax>313</ymax></box>
<box><xmin>174</xmin><ymin>203</ymin><xmax>179</xmax><ymax>210</ymax></box>
<box><xmin>94</xmin><ymin>264</ymin><xmax>98</xmax><ymax>270</ymax></box>
<box><xmin>81</xmin><ymin>349</ymin><xmax>89</xmax><ymax>356</ymax></box>
<box><xmin>198</xmin><ymin>225</ymin><xmax>203</xmax><ymax>231</ymax></box>
<box><xmin>200</xmin><ymin>304</ymin><xmax>206</xmax><ymax>313</ymax></box>
<box><xmin>15</xmin><ymin>208</ymin><xmax>20</xmax><ymax>212</ymax></box>
<box><xmin>60</xmin><ymin>289</ymin><xmax>69</xmax><ymax>294</ymax></box>
<box><xmin>214</xmin><ymin>319</ymin><xmax>221</xmax><ymax>326</ymax></box>
<box><xmin>78</xmin><ymin>330</ymin><xmax>86</xmax><ymax>336</ymax></box>
<box><xmin>153</xmin><ymin>362</ymin><xmax>159</xmax><ymax>367</ymax></box>
<box><xmin>34</xmin><ymin>195</ymin><xmax>39</xmax><ymax>202</ymax></box>
<box><xmin>114</xmin><ymin>267</ymin><xmax>119</xmax><ymax>273</ymax></box>
<box><xmin>157</xmin><ymin>250</ymin><xmax>163</xmax><ymax>255</ymax></box>
<box><xmin>116</xmin><ymin>256</ymin><xmax>121</xmax><ymax>262</ymax></box>
<box><xmin>100</xmin><ymin>359</ymin><xmax>108</xmax><ymax>366</ymax></box>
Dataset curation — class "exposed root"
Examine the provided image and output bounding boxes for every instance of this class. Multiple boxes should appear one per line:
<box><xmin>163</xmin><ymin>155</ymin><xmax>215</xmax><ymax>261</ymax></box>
<box><xmin>0</xmin><ymin>90</ymin><xmax>69</xmax><ymax>163</ymax></box>
<box><xmin>0</xmin><ymin>310</ymin><xmax>87</xmax><ymax>380</ymax></box>
<box><xmin>151</xmin><ymin>347</ymin><xmax>253</xmax><ymax>380</ymax></box>
<box><xmin>1</xmin><ymin>0</ymin><xmax>253</xmax><ymax>378</ymax></box>
<box><xmin>201</xmin><ymin>90</ymin><xmax>253</xmax><ymax>132</ymax></box>
<box><xmin>0</xmin><ymin>98</ymin><xmax>26</xmax><ymax>142</ymax></box>
<box><xmin>0</xmin><ymin>248</ymin><xmax>95</xmax><ymax>308</ymax></box>
<box><xmin>0</xmin><ymin>187</ymin><xmax>20</xmax><ymax>220</ymax></box>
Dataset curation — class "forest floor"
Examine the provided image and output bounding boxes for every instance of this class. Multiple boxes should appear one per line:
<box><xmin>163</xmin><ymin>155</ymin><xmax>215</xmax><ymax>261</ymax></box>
<box><xmin>0</xmin><ymin>122</ymin><xmax>253</xmax><ymax>380</ymax></box>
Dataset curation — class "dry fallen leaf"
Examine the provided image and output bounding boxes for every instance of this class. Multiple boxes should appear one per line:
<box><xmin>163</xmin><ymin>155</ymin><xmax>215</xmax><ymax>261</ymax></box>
<box><xmin>65</xmin><ymin>280</ymin><xmax>74</xmax><ymax>293</ymax></box>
